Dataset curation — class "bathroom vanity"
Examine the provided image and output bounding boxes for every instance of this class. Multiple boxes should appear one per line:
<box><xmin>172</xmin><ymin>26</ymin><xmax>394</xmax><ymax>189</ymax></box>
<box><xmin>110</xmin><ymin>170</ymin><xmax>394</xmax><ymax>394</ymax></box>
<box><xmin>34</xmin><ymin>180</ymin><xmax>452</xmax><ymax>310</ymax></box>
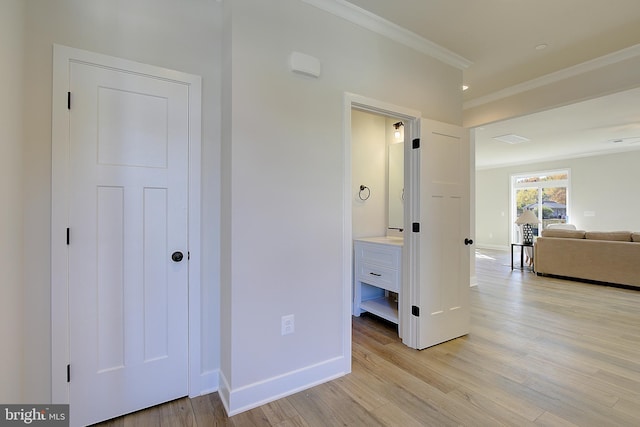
<box><xmin>353</xmin><ymin>236</ymin><xmax>403</xmax><ymax>324</ymax></box>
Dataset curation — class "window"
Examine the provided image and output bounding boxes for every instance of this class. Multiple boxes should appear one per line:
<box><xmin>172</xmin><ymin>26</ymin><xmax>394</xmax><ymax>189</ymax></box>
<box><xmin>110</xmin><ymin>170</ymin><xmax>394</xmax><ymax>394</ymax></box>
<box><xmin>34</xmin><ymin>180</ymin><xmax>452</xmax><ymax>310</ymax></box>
<box><xmin>511</xmin><ymin>170</ymin><xmax>570</xmax><ymax>242</ymax></box>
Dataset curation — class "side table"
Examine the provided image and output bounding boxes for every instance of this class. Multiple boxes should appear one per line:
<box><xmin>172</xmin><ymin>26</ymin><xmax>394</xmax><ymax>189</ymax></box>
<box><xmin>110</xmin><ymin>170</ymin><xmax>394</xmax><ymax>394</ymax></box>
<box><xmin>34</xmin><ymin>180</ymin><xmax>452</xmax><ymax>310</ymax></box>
<box><xmin>511</xmin><ymin>243</ymin><xmax>534</xmax><ymax>270</ymax></box>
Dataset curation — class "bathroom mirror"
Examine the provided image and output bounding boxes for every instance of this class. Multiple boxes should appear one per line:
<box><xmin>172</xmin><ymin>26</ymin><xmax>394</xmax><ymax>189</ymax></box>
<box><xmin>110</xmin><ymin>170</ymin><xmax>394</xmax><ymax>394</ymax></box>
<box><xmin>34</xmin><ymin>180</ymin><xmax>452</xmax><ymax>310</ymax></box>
<box><xmin>388</xmin><ymin>142</ymin><xmax>404</xmax><ymax>229</ymax></box>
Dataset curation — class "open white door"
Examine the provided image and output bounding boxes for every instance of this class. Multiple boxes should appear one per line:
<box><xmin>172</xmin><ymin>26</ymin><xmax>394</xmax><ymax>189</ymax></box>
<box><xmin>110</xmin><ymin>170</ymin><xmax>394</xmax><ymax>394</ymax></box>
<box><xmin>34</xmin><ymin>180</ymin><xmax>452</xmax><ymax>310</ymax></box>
<box><xmin>405</xmin><ymin>118</ymin><xmax>471</xmax><ymax>349</ymax></box>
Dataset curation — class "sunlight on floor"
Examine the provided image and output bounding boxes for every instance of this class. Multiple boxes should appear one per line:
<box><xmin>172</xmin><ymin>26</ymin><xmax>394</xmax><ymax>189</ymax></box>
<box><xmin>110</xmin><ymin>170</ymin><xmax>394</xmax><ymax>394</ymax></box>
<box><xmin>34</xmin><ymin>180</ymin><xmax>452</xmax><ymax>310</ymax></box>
<box><xmin>475</xmin><ymin>250</ymin><xmax>496</xmax><ymax>260</ymax></box>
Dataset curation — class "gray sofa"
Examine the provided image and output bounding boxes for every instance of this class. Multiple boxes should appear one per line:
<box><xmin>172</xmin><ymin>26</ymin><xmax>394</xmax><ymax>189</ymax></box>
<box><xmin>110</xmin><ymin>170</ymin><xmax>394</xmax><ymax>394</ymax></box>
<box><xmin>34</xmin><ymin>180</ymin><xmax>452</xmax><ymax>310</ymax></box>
<box><xmin>535</xmin><ymin>229</ymin><xmax>640</xmax><ymax>288</ymax></box>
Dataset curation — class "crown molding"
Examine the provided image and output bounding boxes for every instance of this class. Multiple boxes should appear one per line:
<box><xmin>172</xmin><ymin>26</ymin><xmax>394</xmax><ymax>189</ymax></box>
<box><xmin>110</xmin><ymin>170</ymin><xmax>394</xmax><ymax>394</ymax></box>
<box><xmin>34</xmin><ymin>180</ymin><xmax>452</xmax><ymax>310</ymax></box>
<box><xmin>464</xmin><ymin>43</ymin><xmax>640</xmax><ymax>110</ymax></box>
<box><xmin>301</xmin><ymin>0</ymin><xmax>472</xmax><ymax>70</ymax></box>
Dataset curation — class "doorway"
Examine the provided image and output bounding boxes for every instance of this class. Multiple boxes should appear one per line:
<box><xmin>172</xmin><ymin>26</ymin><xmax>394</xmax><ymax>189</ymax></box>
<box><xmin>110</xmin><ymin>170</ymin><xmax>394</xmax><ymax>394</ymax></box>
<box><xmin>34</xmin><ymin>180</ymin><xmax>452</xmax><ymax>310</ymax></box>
<box><xmin>51</xmin><ymin>45</ymin><xmax>202</xmax><ymax>426</ymax></box>
<box><xmin>343</xmin><ymin>93</ymin><xmax>471</xmax><ymax>352</ymax></box>
<box><xmin>343</xmin><ymin>93</ymin><xmax>419</xmax><ymax>346</ymax></box>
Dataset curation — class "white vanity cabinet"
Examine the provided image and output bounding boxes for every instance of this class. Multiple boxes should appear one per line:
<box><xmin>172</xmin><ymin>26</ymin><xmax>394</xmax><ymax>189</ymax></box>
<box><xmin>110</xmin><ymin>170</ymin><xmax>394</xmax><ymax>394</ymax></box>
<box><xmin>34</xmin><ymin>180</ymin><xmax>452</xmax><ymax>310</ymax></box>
<box><xmin>353</xmin><ymin>237</ymin><xmax>402</xmax><ymax>324</ymax></box>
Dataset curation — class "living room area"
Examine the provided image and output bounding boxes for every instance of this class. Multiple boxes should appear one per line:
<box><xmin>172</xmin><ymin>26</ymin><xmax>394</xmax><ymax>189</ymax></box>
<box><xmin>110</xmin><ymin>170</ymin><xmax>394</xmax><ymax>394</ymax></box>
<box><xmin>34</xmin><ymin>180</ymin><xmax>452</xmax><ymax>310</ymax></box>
<box><xmin>464</xmin><ymin>86</ymin><xmax>640</xmax><ymax>423</ymax></box>
<box><xmin>475</xmin><ymin>86</ymin><xmax>640</xmax><ymax>283</ymax></box>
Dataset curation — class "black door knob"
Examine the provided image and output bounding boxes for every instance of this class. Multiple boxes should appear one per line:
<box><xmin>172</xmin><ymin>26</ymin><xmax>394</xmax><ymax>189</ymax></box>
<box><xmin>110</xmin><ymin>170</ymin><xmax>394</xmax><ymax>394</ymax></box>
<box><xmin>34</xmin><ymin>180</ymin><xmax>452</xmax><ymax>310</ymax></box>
<box><xmin>171</xmin><ymin>251</ymin><xmax>184</xmax><ymax>262</ymax></box>
<box><xmin>464</xmin><ymin>238</ymin><xmax>474</xmax><ymax>246</ymax></box>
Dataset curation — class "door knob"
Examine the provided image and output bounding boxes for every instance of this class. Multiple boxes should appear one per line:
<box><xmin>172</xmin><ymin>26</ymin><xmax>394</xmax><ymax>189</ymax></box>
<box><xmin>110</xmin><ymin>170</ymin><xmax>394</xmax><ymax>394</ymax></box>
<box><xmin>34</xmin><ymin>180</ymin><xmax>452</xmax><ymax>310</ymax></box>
<box><xmin>464</xmin><ymin>238</ymin><xmax>474</xmax><ymax>246</ymax></box>
<box><xmin>171</xmin><ymin>251</ymin><xmax>184</xmax><ymax>262</ymax></box>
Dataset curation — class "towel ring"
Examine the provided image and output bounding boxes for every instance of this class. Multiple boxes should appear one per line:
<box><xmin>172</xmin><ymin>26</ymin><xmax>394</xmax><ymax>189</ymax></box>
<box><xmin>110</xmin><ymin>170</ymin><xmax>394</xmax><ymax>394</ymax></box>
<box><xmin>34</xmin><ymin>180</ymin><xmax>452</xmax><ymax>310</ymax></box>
<box><xmin>358</xmin><ymin>185</ymin><xmax>370</xmax><ymax>201</ymax></box>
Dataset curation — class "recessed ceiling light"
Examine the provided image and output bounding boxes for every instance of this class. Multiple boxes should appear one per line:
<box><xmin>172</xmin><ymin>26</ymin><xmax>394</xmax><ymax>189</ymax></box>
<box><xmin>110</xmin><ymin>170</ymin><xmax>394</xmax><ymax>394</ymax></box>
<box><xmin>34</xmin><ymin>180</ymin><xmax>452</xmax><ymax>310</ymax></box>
<box><xmin>493</xmin><ymin>134</ymin><xmax>531</xmax><ymax>144</ymax></box>
<box><xmin>535</xmin><ymin>43</ymin><xmax>548</xmax><ymax>51</ymax></box>
<box><xmin>462</xmin><ymin>85</ymin><xmax>469</xmax><ymax>91</ymax></box>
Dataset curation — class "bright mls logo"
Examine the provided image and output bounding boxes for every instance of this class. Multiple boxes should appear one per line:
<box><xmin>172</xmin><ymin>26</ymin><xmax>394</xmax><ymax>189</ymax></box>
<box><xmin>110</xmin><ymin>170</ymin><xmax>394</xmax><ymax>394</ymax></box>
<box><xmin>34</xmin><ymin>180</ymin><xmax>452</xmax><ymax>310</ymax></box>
<box><xmin>0</xmin><ymin>405</ymin><xmax>69</xmax><ymax>426</ymax></box>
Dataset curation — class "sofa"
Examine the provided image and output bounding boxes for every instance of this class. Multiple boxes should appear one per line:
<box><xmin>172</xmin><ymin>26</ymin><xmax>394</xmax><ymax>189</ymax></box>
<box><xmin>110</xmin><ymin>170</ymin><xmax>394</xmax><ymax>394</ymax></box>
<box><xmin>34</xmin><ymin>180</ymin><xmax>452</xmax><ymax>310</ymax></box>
<box><xmin>534</xmin><ymin>229</ymin><xmax>640</xmax><ymax>288</ymax></box>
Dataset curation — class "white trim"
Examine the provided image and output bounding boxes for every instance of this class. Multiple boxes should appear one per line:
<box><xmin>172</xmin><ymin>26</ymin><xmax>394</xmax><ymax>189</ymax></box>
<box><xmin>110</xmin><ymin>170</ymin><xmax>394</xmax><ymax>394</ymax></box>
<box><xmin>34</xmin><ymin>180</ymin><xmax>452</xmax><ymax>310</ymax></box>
<box><xmin>346</xmin><ymin>92</ymin><xmax>421</xmax><ymax>123</ymax></box>
<box><xmin>475</xmin><ymin>244</ymin><xmax>509</xmax><ymax>251</ymax></box>
<box><xmin>51</xmin><ymin>45</ymin><xmax>71</xmax><ymax>404</ymax></box>
<box><xmin>187</xmin><ymin>63</ymin><xmax>203</xmax><ymax>400</ymax></box>
<box><xmin>219</xmin><ymin>356</ymin><xmax>347</xmax><ymax>416</ymax></box>
<box><xmin>198</xmin><ymin>369</ymin><xmax>220</xmax><ymax>396</ymax></box>
<box><xmin>343</xmin><ymin>93</ymin><xmax>421</xmax><ymax>347</ymax></box>
<box><xmin>51</xmin><ymin>44</ymin><xmax>203</xmax><ymax>404</ymax></box>
<box><xmin>469</xmin><ymin>275</ymin><xmax>478</xmax><ymax>287</ymax></box>
<box><xmin>301</xmin><ymin>0</ymin><xmax>471</xmax><ymax>70</ymax></box>
<box><xmin>341</xmin><ymin>98</ymin><xmax>353</xmax><ymax>385</ymax></box>
<box><xmin>217</xmin><ymin>371</ymin><xmax>231</xmax><ymax>414</ymax></box>
<box><xmin>464</xmin><ymin>43</ymin><xmax>640</xmax><ymax>109</ymax></box>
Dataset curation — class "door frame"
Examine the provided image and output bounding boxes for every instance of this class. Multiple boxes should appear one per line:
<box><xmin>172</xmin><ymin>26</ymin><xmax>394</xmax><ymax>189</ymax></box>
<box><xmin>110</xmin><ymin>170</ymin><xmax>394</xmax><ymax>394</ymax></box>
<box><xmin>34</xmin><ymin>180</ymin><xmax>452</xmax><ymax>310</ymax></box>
<box><xmin>343</xmin><ymin>93</ymin><xmax>420</xmax><ymax>346</ymax></box>
<box><xmin>51</xmin><ymin>45</ymin><xmax>202</xmax><ymax>403</ymax></box>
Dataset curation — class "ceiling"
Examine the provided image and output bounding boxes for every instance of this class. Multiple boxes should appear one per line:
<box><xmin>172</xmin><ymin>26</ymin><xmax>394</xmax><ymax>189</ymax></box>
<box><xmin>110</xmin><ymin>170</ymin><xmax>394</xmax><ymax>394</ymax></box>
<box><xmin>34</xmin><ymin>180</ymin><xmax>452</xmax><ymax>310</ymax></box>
<box><xmin>343</xmin><ymin>0</ymin><xmax>640</xmax><ymax>169</ymax></box>
<box><xmin>474</xmin><ymin>87</ymin><xmax>640</xmax><ymax>169</ymax></box>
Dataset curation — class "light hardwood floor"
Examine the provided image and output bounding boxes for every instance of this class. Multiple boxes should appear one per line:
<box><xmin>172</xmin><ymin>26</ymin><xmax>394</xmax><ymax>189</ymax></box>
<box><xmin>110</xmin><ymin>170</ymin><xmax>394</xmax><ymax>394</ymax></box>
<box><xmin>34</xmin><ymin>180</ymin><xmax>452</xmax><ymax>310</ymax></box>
<box><xmin>97</xmin><ymin>249</ymin><xmax>640</xmax><ymax>426</ymax></box>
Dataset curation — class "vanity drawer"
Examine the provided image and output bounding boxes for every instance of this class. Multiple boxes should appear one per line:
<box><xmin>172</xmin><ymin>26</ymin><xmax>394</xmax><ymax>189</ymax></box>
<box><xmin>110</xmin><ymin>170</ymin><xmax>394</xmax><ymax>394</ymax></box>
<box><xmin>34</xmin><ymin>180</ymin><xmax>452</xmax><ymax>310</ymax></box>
<box><xmin>353</xmin><ymin>238</ymin><xmax>402</xmax><ymax>325</ymax></box>
<box><xmin>357</xmin><ymin>262</ymin><xmax>399</xmax><ymax>292</ymax></box>
<box><xmin>355</xmin><ymin>243</ymin><xmax>400</xmax><ymax>269</ymax></box>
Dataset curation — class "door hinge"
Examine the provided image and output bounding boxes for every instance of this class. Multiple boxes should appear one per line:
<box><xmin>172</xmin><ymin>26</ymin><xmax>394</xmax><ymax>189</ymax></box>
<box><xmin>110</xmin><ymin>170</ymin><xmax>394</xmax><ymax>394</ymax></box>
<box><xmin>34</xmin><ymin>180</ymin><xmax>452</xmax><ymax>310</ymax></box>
<box><xmin>412</xmin><ymin>222</ymin><xmax>420</xmax><ymax>233</ymax></box>
<box><xmin>66</xmin><ymin>228</ymin><xmax>70</xmax><ymax>245</ymax></box>
<box><xmin>66</xmin><ymin>364</ymin><xmax>70</xmax><ymax>382</ymax></box>
<box><xmin>412</xmin><ymin>138</ymin><xmax>420</xmax><ymax>149</ymax></box>
<box><xmin>188</xmin><ymin>251</ymin><xmax>190</xmax><ymax>260</ymax></box>
<box><xmin>412</xmin><ymin>305</ymin><xmax>420</xmax><ymax>317</ymax></box>
<box><xmin>67</xmin><ymin>92</ymin><xmax>71</xmax><ymax>110</ymax></box>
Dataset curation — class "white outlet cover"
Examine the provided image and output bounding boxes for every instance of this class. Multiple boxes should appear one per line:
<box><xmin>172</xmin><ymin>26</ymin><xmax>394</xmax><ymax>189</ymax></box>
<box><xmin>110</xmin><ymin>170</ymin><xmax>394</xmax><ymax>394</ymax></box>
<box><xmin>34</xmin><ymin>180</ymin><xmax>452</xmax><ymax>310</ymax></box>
<box><xmin>281</xmin><ymin>314</ymin><xmax>295</xmax><ymax>335</ymax></box>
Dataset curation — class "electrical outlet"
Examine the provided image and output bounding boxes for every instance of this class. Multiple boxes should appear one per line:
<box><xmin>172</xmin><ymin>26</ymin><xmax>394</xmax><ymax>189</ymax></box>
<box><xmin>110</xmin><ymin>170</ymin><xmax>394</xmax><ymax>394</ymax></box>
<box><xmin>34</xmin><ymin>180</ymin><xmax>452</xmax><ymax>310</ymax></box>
<box><xmin>281</xmin><ymin>314</ymin><xmax>294</xmax><ymax>336</ymax></box>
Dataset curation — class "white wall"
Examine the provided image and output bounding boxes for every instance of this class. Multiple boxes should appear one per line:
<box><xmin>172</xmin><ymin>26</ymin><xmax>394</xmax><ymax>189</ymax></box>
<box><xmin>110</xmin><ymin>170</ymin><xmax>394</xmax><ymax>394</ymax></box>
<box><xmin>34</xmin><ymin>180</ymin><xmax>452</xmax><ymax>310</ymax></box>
<box><xmin>351</xmin><ymin>110</ymin><xmax>387</xmax><ymax>239</ymax></box>
<box><xmin>220</xmin><ymin>0</ymin><xmax>461</xmax><ymax>414</ymax></box>
<box><xmin>351</xmin><ymin>112</ymin><xmax>406</xmax><ymax>239</ymax></box>
<box><xmin>476</xmin><ymin>150</ymin><xmax>640</xmax><ymax>249</ymax></box>
<box><xmin>11</xmin><ymin>0</ymin><xmax>463</xmax><ymax>411</ymax></box>
<box><xmin>475</xmin><ymin>167</ymin><xmax>511</xmax><ymax>249</ymax></box>
<box><xmin>0</xmin><ymin>0</ymin><xmax>25</xmax><ymax>404</ymax></box>
<box><xmin>20</xmin><ymin>0</ymin><xmax>222</xmax><ymax>402</ymax></box>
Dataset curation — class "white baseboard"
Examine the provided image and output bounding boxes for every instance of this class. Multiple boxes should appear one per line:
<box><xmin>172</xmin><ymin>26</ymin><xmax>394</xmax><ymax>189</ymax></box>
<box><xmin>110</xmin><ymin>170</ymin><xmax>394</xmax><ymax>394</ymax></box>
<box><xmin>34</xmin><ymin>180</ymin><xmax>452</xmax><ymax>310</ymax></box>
<box><xmin>475</xmin><ymin>243</ymin><xmax>509</xmax><ymax>251</ymax></box>
<box><xmin>198</xmin><ymin>369</ymin><xmax>220</xmax><ymax>396</ymax></box>
<box><xmin>217</xmin><ymin>371</ymin><xmax>231</xmax><ymax>415</ymax></box>
<box><xmin>469</xmin><ymin>275</ymin><xmax>478</xmax><ymax>287</ymax></box>
<box><xmin>218</xmin><ymin>356</ymin><xmax>349</xmax><ymax>416</ymax></box>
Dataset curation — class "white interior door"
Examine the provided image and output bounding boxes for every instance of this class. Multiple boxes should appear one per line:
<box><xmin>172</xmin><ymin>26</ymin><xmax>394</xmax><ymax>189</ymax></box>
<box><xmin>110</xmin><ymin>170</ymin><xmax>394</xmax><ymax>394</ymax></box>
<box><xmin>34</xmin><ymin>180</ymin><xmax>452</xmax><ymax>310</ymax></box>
<box><xmin>407</xmin><ymin>118</ymin><xmax>471</xmax><ymax>349</ymax></box>
<box><xmin>67</xmin><ymin>60</ymin><xmax>190</xmax><ymax>426</ymax></box>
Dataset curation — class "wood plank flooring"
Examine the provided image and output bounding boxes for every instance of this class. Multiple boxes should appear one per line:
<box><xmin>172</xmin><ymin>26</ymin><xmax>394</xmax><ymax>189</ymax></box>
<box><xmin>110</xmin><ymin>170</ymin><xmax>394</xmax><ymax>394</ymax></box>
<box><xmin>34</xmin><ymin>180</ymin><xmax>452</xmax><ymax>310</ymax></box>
<box><xmin>96</xmin><ymin>249</ymin><xmax>640</xmax><ymax>426</ymax></box>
